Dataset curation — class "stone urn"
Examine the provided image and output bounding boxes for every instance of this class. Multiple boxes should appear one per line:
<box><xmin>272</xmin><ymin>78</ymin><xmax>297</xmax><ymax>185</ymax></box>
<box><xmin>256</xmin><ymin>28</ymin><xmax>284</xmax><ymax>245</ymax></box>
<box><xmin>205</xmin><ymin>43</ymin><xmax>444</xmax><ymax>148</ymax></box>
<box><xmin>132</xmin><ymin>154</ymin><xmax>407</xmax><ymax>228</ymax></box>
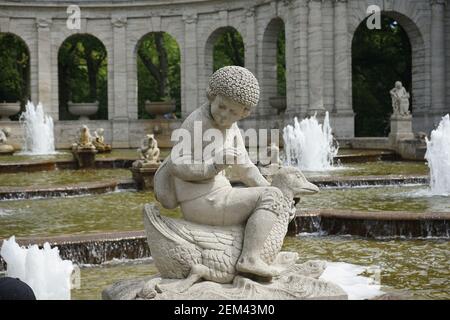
<box><xmin>269</xmin><ymin>96</ymin><xmax>287</xmax><ymax>115</ymax></box>
<box><xmin>68</xmin><ymin>101</ymin><xmax>99</xmax><ymax>120</ymax></box>
<box><xmin>145</xmin><ymin>100</ymin><xmax>176</xmax><ymax>119</ymax></box>
<box><xmin>0</xmin><ymin>102</ymin><xmax>21</xmax><ymax>121</ymax></box>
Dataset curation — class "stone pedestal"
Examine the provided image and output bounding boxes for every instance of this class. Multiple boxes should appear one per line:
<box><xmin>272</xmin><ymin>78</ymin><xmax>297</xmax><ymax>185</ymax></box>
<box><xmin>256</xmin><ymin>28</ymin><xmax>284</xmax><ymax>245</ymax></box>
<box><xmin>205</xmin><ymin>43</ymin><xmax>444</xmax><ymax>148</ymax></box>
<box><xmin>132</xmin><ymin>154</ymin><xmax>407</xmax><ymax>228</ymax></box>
<box><xmin>102</xmin><ymin>260</ymin><xmax>348</xmax><ymax>300</ymax></box>
<box><xmin>389</xmin><ymin>115</ymin><xmax>414</xmax><ymax>146</ymax></box>
<box><xmin>72</xmin><ymin>146</ymin><xmax>97</xmax><ymax>168</ymax></box>
<box><xmin>130</xmin><ymin>161</ymin><xmax>160</xmax><ymax>190</ymax></box>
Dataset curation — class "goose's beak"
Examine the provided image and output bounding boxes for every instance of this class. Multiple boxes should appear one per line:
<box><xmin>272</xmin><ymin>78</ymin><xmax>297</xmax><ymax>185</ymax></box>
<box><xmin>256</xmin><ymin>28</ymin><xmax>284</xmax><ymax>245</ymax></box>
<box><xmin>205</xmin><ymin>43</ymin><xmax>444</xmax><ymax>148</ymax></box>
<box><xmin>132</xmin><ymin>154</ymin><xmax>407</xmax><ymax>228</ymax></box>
<box><xmin>293</xmin><ymin>181</ymin><xmax>319</xmax><ymax>205</ymax></box>
<box><xmin>297</xmin><ymin>181</ymin><xmax>320</xmax><ymax>195</ymax></box>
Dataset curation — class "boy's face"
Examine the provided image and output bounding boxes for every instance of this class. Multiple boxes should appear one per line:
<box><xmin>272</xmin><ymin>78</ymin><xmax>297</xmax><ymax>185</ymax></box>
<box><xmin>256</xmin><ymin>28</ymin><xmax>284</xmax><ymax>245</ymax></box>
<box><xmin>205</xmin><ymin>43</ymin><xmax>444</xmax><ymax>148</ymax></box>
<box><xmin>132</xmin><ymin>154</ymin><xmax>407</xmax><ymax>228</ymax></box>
<box><xmin>210</xmin><ymin>95</ymin><xmax>251</xmax><ymax>128</ymax></box>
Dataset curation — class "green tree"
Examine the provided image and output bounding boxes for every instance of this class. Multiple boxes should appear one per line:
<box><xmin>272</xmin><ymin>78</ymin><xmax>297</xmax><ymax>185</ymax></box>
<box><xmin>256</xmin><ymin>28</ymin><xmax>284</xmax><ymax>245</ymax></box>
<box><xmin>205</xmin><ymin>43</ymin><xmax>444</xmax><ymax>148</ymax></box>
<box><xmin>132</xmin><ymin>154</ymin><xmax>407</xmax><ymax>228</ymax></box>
<box><xmin>213</xmin><ymin>28</ymin><xmax>244</xmax><ymax>71</ymax></box>
<box><xmin>58</xmin><ymin>34</ymin><xmax>108</xmax><ymax>120</ymax></box>
<box><xmin>137</xmin><ymin>32</ymin><xmax>181</xmax><ymax>119</ymax></box>
<box><xmin>277</xmin><ymin>25</ymin><xmax>286</xmax><ymax>97</ymax></box>
<box><xmin>352</xmin><ymin>16</ymin><xmax>412</xmax><ymax>136</ymax></box>
<box><xmin>0</xmin><ymin>33</ymin><xmax>30</xmax><ymax>119</ymax></box>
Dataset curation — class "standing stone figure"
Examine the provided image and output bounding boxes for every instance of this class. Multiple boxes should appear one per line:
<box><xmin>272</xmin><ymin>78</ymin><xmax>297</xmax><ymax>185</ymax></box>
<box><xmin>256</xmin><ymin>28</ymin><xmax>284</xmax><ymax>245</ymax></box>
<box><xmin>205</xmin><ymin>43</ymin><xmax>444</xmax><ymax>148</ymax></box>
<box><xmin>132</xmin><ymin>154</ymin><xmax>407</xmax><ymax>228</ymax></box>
<box><xmin>390</xmin><ymin>81</ymin><xmax>410</xmax><ymax>116</ymax></box>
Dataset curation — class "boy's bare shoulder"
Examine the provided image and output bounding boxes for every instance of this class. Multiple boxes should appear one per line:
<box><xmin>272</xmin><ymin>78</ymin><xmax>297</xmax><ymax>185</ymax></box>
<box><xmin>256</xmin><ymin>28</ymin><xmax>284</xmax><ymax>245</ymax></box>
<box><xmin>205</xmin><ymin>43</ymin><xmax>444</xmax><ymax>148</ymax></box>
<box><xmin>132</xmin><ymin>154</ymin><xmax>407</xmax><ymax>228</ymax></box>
<box><xmin>181</xmin><ymin>104</ymin><xmax>211</xmax><ymax>129</ymax></box>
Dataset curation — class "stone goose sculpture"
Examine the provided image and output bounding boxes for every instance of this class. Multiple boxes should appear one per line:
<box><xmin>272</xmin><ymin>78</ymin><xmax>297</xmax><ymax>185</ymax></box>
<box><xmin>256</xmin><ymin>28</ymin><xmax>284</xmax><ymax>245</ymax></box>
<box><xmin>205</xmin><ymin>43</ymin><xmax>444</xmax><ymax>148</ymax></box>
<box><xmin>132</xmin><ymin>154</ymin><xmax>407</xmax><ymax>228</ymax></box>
<box><xmin>141</xmin><ymin>167</ymin><xmax>319</xmax><ymax>295</ymax></box>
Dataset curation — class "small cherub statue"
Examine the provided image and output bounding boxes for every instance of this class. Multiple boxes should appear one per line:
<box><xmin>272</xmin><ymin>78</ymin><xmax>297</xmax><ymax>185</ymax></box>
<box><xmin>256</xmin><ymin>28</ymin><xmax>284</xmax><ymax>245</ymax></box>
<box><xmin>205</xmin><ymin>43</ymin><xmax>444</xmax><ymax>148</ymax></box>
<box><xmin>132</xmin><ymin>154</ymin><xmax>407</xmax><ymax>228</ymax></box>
<box><xmin>93</xmin><ymin>128</ymin><xmax>112</xmax><ymax>153</ymax></box>
<box><xmin>390</xmin><ymin>81</ymin><xmax>410</xmax><ymax>117</ymax></box>
<box><xmin>80</xmin><ymin>125</ymin><xmax>93</xmax><ymax>146</ymax></box>
<box><xmin>138</xmin><ymin>134</ymin><xmax>160</xmax><ymax>163</ymax></box>
<box><xmin>0</xmin><ymin>127</ymin><xmax>10</xmax><ymax>144</ymax></box>
<box><xmin>72</xmin><ymin>125</ymin><xmax>95</xmax><ymax>150</ymax></box>
<box><xmin>0</xmin><ymin>127</ymin><xmax>14</xmax><ymax>155</ymax></box>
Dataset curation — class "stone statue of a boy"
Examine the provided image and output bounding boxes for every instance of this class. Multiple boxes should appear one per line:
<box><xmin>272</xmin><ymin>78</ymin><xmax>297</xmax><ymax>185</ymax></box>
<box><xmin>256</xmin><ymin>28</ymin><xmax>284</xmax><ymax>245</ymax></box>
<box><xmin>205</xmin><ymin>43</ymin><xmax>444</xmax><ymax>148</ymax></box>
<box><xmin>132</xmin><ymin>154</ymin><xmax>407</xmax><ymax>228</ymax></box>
<box><xmin>155</xmin><ymin>66</ymin><xmax>290</xmax><ymax>278</ymax></box>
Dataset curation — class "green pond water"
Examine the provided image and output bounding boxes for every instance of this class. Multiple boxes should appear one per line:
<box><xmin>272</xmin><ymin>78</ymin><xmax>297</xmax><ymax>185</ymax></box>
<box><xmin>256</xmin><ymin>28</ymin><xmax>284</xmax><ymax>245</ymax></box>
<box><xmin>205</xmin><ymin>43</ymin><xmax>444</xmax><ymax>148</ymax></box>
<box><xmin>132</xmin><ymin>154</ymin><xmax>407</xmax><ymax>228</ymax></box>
<box><xmin>0</xmin><ymin>191</ymin><xmax>181</xmax><ymax>239</ymax></box>
<box><xmin>1</xmin><ymin>185</ymin><xmax>448</xmax><ymax>239</ymax></box>
<box><xmin>300</xmin><ymin>185</ymin><xmax>450</xmax><ymax>212</ymax></box>
<box><xmin>71</xmin><ymin>235</ymin><xmax>449</xmax><ymax>300</ymax></box>
<box><xmin>304</xmin><ymin>161</ymin><xmax>428</xmax><ymax>178</ymax></box>
<box><xmin>0</xmin><ymin>168</ymin><xmax>131</xmax><ymax>188</ymax></box>
<box><xmin>0</xmin><ymin>161</ymin><xmax>428</xmax><ymax>188</ymax></box>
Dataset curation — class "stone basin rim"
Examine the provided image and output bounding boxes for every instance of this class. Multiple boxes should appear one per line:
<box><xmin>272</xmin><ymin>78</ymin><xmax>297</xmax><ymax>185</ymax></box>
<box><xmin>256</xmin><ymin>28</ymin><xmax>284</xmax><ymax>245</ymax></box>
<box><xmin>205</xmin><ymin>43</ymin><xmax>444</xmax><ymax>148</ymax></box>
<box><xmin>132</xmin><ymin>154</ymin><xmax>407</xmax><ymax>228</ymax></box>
<box><xmin>297</xmin><ymin>209</ymin><xmax>450</xmax><ymax>221</ymax></box>
<box><xmin>0</xmin><ymin>179</ymin><xmax>136</xmax><ymax>200</ymax></box>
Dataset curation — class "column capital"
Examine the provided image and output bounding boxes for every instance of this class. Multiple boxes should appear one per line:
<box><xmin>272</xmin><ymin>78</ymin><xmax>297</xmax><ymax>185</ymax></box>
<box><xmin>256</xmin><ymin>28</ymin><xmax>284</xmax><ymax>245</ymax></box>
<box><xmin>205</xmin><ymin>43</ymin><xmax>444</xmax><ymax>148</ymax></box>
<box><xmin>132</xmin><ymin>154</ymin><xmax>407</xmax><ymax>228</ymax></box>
<box><xmin>183</xmin><ymin>12</ymin><xmax>198</xmax><ymax>24</ymax></box>
<box><xmin>111</xmin><ymin>16</ymin><xmax>127</xmax><ymax>28</ymax></box>
<box><xmin>430</xmin><ymin>0</ymin><xmax>447</xmax><ymax>5</ymax></box>
<box><xmin>282</xmin><ymin>0</ymin><xmax>295</xmax><ymax>8</ymax></box>
<box><xmin>244</xmin><ymin>6</ymin><xmax>256</xmax><ymax>17</ymax></box>
<box><xmin>36</xmin><ymin>18</ymin><xmax>52</xmax><ymax>29</ymax></box>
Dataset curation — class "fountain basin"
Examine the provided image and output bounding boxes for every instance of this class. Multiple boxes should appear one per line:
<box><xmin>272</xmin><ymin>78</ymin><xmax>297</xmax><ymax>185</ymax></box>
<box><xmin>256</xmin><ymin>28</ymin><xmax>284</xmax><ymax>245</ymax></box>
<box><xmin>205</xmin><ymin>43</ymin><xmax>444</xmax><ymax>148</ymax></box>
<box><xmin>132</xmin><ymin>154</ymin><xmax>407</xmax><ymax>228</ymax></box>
<box><xmin>68</xmin><ymin>101</ymin><xmax>99</xmax><ymax>120</ymax></box>
<box><xmin>0</xmin><ymin>191</ymin><xmax>181</xmax><ymax>239</ymax></box>
<box><xmin>0</xmin><ymin>102</ymin><xmax>20</xmax><ymax>121</ymax></box>
<box><xmin>300</xmin><ymin>185</ymin><xmax>450</xmax><ymax>213</ymax></box>
<box><xmin>2</xmin><ymin>231</ymin><xmax>447</xmax><ymax>300</ymax></box>
<box><xmin>0</xmin><ymin>180</ymin><xmax>133</xmax><ymax>201</ymax></box>
<box><xmin>0</xmin><ymin>168</ymin><xmax>131</xmax><ymax>189</ymax></box>
<box><xmin>293</xmin><ymin>209</ymin><xmax>449</xmax><ymax>238</ymax></box>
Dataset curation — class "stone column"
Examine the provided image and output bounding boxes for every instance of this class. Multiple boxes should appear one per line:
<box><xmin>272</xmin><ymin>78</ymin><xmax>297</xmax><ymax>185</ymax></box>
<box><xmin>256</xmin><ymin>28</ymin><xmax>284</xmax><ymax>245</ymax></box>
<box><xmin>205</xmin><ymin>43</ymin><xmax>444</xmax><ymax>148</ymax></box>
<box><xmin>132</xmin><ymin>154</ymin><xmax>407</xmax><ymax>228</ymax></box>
<box><xmin>245</xmin><ymin>7</ymin><xmax>257</xmax><ymax>75</ymax></box>
<box><xmin>430</xmin><ymin>0</ymin><xmax>446</xmax><ymax>113</ymax></box>
<box><xmin>111</xmin><ymin>16</ymin><xmax>129</xmax><ymax>148</ymax></box>
<box><xmin>332</xmin><ymin>0</ymin><xmax>354</xmax><ymax>137</ymax></box>
<box><xmin>294</xmin><ymin>0</ymin><xmax>309</xmax><ymax>116</ymax></box>
<box><xmin>36</xmin><ymin>18</ymin><xmax>56</xmax><ymax>119</ymax></box>
<box><xmin>284</xmin><ymin>0</ymin><xmax>296</xmax><ymax>114</ymax></box>
<box><xmin>333</xmin><ymin>0</ymin><xmax>351</xmax><ymax>114</ymax></box>
<box><xmin>307</xmin><ymin>0</ymin><xmax>325</xmax><ymax>115</ymax></box>
<box><xmin>182</xmin><ymin>12</ymin><xmax>198</xmax><ymax>118</ymax></box>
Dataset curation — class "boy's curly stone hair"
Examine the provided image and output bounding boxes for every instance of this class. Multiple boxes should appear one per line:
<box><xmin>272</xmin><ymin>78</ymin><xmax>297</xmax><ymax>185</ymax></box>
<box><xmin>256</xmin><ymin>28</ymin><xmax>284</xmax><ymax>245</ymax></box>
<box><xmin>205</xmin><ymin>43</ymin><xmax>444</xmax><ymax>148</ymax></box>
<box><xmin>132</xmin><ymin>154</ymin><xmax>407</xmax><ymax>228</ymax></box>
<box><xmin>206</xmin><ymin>66</ymin><xmax>260</xmax><ymax>108</ymax></box>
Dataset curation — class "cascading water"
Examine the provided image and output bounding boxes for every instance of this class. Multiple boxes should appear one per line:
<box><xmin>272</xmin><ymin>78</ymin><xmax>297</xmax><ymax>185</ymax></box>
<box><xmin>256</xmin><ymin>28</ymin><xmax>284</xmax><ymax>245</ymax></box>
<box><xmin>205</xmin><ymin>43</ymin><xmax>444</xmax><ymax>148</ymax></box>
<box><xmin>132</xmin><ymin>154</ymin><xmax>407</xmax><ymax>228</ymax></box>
<box><xmin>19</xmin><ymin>101</ymin><xmax>56</xmax><ymax>155</ymax></box>
<box><xmin>283</xmin><ymin>112</ymin><xmax>338</xmax><ymax>171</ymax></box>
<box><xmin>425</xmin><ymin>114</ymin><xmax>450</xmax><ymax>196</ymax></box>
<box><xmin>0</xmin><ymin>236</ymin><xmax>74</xmax><ymax>300</ymax></box>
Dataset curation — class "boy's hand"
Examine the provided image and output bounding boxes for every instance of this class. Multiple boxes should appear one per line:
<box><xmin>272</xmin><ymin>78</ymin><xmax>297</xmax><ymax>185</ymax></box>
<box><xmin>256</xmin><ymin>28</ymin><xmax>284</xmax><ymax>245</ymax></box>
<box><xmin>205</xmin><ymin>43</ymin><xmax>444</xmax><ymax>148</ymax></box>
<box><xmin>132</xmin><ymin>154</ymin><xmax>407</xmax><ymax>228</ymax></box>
<box><xmin>214</xmin><ymin>147</ymin><xmax>243</xmax><ymax>171</ymax></box>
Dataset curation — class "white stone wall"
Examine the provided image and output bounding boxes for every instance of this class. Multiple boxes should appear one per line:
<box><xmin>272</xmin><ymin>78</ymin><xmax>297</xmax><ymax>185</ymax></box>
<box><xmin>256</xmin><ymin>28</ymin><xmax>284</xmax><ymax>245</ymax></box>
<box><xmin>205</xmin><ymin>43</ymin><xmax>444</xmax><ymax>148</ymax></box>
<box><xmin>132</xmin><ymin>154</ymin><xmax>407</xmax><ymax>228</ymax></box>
<box><xmin>0</xmin><ymin>0</ymin><xmax>448</xmax><ymax>146</ymax></box>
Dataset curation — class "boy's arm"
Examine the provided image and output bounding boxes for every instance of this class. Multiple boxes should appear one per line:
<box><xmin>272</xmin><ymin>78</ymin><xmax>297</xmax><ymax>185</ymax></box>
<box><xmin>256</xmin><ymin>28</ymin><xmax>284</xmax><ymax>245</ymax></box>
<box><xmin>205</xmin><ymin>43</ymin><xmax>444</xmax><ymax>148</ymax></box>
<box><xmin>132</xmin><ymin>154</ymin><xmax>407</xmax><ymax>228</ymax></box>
<box><xmin>232</xmin><ymin>126</ymin><xmax>270</xmax><ymax>187</ymax></box>
<box><xmin>235</xmin><ymin>163</ymin><xmax>270</xmax><ymax>187</ymax></box>
<box><xmin>169</xmin><ymin>153</ymin><xmax>219</xmax><ymax>182</ymax></box>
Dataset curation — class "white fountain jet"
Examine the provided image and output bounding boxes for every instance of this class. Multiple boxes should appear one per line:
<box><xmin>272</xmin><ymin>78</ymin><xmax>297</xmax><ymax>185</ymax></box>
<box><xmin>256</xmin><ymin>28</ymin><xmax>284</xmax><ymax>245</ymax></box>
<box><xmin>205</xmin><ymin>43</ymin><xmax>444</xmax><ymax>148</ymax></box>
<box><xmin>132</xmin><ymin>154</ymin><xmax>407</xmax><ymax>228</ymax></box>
<box><xmin>0</xmin><ymin>236</ymin><xmax>74</xmax><ymax>300</ymax></box>
<box><xmin>425</xmin><ymin>114</ymin><xmax>450</xmax><ymax>196</ymax></box>
<box><xmin>19</xmin><ymin>101</ymin><xmax>56</xmax><ymax>155</ymax></box>
<box><xmin>283</xmin><ymin>112</ymin><xmax>338</xmax><ymax>171</ymax></box>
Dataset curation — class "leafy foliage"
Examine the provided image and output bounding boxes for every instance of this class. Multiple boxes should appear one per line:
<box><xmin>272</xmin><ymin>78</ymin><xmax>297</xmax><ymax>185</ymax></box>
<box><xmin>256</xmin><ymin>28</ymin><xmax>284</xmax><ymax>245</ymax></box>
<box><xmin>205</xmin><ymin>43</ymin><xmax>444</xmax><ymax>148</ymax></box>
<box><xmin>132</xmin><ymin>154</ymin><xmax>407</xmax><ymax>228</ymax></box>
<box><xmin>213</xmin><ymin>28</ymin><xmax>245</xmax><ymax>71</ymax></box>
<box><xmin>0</xmin><ymin>33</ymin><xmax>30</xmax><ymax>119</ymax></box>
<box><xmin>277</xmin><ymin>24</ymin><xmax>286</xmax><ymax>97</ymax></box>
<box><xmin>137</xmin><ymin>32</ymin><xmax>181</xmax><ymax>119</ymax></box>
<box><xmin>352</xmin><ymin>16</ymin><xmax>412</xmax><ymax>137</ymax></box>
